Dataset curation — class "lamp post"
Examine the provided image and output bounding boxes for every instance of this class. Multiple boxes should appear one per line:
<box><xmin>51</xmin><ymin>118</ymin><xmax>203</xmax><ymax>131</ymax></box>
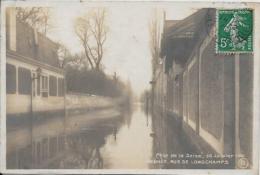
<box><xmin>30</xmin><ymin>67</ymin><xmax>41</xmax><ymax>168</ymax></box>
<box><xmin>30</xmin><ymin>67</ymin><xmax>42</xmax><ymax>119</ymax></box>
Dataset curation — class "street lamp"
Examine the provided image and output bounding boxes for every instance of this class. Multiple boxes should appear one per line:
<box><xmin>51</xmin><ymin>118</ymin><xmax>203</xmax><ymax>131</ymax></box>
<box><xmin>30</xmin><ymin>67</ymin><xmax>42</xmax><ymax>109</ymax></box>
<box><xmin>32</xmin><ymin>67</ymin><xmax>42</xmax><ymax>81</ymax></box>
<box><xmin>31</xmin><ymin>67</ymin><xmax>42</xmax><ymax>113</ymax></box>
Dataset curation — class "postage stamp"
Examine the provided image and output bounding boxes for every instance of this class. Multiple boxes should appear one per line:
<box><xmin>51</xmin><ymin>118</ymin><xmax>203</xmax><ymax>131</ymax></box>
<box><xmin>216</xmin><ymin>9</ymin><xmax>253</xmax><ymax>53</ymax></box>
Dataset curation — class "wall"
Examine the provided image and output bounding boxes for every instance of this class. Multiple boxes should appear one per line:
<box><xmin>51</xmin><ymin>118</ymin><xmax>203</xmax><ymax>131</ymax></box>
<box><xmin>172</xmin><ymin>61</ymin><xmax>183</xmax><ymax>117</ymax></box>
<box><xmin>65</xmin><ymin>92</ymin><xmax>117</xmax><ymax>114</ymax></box>
<box><xmin>181</xmin><ymin>36</ymin><xmax>236</xmax><ymax>154</ymax></box>
<box><xmin>153</xmin><ymin>63</ymin><xmax>167</xmax><ymax>109</ymax></box>
<box><xmin>199</xmin><ymin>40</ymin><xmax>225</xmax><ymax>143</ymax></box>
<box><xmin>186</xmin><ymin>56</ymin><xmax>199</xmax><ymax>131</ymax></box>
<box><xmin>153</xmin><ymin>8</ymin><xmax>253</xmax><ymax>167</ymax></box>
<box><xmin>238</xmin><ymin>54</ymin><xmax>253</xmax><ymax>163</ymax></box>
<box><xmin>156</xmin><ymin>34</ymin><xmax>253</xmax><ymax>163</ymax></box>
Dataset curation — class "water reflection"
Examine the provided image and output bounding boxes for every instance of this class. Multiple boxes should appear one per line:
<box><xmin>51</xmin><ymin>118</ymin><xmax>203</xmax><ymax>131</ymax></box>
<box><xmin>150</xmin><ymin>109</ymin><xmax>189</xmax><ymax>169</ymax></box>
<box><xmin>101</xmin><ymin>103</ymin><xmax>153</xmax><ymax>169</ymax></box>
<box><xmin>7</xmin><ymin>102</ymin><xmax>197</xmax><ymax>169</ymax></box>
<box><xmin>7</xmin><ymin>103</ymin><xmax>154</xmax><ymax>169</ymax></box>
<box><xmin>58</xmin><ymin>129</ymin><xmax>107</xmax><ymax>169</ymax></box>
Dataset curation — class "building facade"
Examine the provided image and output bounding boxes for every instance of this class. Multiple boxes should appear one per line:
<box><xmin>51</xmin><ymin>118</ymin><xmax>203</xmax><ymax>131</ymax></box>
<box><xmin>152</xmin><ymin>9</ymin><xmax>253</xmax><ymax>167</ymax></box>
<box><xmin>6</xmin><ymin>8</ymin><xmax>65</xmax><ymax>122</ymax></box>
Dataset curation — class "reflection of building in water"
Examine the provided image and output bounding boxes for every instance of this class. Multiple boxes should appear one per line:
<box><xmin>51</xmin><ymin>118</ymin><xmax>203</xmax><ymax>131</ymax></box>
<box><xmin>6</xmin><ymin>114</ymin><xmax>67</xmax><ymax>169</ymax></box>
<box><xmin>7</xmin><ymin>132</ymin><xmax>67</xmax><ymax>169</ymax></box>
<box><xmin>6</xmin><ymin>8</ymin><xmax>65</xmax><ymax>126</ymax></box>
<box><xmin>152</xmin><ymin>8</ymin><xmax>253</xmax><ymax>168</ymax></box>
<box><xmin>6</xmin><ymin>102</ymin><xmax>124</xmax><ymax>169</ymax></box>
<box><xmin>150</xmin><ymin>110</ymin><xmax>168</xmax><ymax>169</ymax></box>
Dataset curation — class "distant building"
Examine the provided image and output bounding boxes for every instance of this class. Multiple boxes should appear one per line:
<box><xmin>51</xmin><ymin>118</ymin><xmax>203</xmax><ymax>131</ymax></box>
<box><xmin>153</xmin><ymin>8</ymin><xmax>253</xmax><ymax>167</ymax></box>
<box><xmin>6</xmin><ymin>8</ymin><xmax>65</xmax><ymax>120</ymax></box>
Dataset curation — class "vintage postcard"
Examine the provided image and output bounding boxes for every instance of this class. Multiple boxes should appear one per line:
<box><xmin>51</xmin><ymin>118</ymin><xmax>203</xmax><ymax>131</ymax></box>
<box><xmin>0</xmin><ymin>0</ymin><xmax>259</xmax><ymax>174</ymax></box>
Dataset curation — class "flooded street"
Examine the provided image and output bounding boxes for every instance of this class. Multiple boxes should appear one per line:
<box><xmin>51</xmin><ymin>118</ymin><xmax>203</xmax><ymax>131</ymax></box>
<box><xmin>6</xmin><ymin>102</ymin><xmax>230</xmax><ymax>169</ymax></box>
<box><xmin>7</xmin><ymin>103</ymin><xmax>157</xmax><ymax>169</ymax></box>
<box><xmin>101</xmin><ymin>104</ymin><xmax>153</xmax><ymax>169</ymax></box>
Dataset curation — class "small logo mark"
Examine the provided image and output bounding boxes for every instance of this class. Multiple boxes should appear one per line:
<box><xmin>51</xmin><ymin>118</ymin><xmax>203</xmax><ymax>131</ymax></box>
<box><xmin>237</xmin><ymin>157</ymin><xmax>249</xmax><ymax>169</ymax></box>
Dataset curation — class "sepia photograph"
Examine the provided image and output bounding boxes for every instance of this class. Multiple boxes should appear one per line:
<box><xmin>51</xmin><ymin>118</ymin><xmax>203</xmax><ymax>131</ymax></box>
<box><xmin>1</xmin><ymin>0</ymin><xmax>260</xmax><ymax>174</ymax></box>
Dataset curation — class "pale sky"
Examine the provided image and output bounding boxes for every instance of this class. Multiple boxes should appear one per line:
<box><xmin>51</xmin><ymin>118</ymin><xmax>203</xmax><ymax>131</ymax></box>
<box><xmin>47</xmin><ymin>3</ymin><xmax>195</xmax><ymax>96</ymax></box>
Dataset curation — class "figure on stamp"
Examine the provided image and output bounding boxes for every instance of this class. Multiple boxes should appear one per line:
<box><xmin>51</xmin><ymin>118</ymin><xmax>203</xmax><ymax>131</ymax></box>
<box><xmin>224</xmin><ymin>12</ymin><xmax>248</xmax><ymax>50</ymax></box>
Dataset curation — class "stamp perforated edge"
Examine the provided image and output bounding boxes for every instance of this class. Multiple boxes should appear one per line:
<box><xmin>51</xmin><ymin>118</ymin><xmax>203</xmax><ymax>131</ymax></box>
<box><xmin>215</xmin><ymin>8</ymin><xmax>254</xmax><ymax>55</ymax></box>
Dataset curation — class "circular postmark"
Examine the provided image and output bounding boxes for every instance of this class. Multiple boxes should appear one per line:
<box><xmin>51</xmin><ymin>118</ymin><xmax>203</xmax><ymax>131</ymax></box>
<box><xmin>237</xmin><ymin>157</ymin><xmax>250</xmax><ymax>169</ymax></box>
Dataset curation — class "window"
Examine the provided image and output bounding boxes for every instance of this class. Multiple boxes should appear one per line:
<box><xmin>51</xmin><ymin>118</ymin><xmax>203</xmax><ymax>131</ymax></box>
<box><xmin>41</xmin><ymin>75</ymin><xmax>48</xmax><ymax>97</ymax></box>
<box><xmin>6</xmin><ymin>64</ymin><xmax>16</xmax><ymax>94</ymax></box>
<box><xmin>18</xmin><ymin>67</ymin><xmax>31</xmax><ymax>95</ymax></box>
<box><xmin>49</xmin><ymin>75</ymin><xmax>57</xmax><ymax>96</ymax></box>
<box><xmin>58</xmin><ymin>78</ymin><xmax>64</xmax><ymax>97</ymax></box>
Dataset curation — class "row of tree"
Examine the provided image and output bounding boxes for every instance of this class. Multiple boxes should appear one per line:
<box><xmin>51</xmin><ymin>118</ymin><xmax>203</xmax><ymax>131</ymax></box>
<box><xmin>16</xmin><ymin>7</ymin><xmax>132</xmax><ymax>98</ymax></box>
<box><xmin>66</xmin><ymin>66</ymin><xmax>132</xmax><ymax>98</ymax></box>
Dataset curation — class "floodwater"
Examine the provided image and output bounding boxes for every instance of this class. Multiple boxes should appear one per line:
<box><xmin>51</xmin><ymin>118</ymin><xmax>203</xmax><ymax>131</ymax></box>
<box><xmin>101</xmin><ymin>105</ymin><xmax>153</xmax><ymax>169</ymax></box>
<box><xmin>6</xmin><ymin>103</ymin><xmax>159</xmax><ymax>169</ymax></box>
<box><xmin>7</xmin><ymin>98</ymin><xmax>240</xmax><ymax>169</ymax></box>
<box><xmin>6</xmin><ymin>102</ymin><xmax>198</xmax><ymax>169</ymax></box>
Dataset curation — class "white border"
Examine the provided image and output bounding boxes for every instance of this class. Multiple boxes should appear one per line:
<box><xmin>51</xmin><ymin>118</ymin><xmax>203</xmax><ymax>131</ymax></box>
<box><xmin>252</xmin><ymin>3</ymin><xmax>260</xmax><ymax>175</ymax></box>
<box><xmin>1</xmin><ymin>0</ymin><xmax>7</xmax><ymax>172</ymax></box>
<box><xmin>1</xmin><ymin>1</ymin><xmax>259</xmax><ymax>175</ymax></box>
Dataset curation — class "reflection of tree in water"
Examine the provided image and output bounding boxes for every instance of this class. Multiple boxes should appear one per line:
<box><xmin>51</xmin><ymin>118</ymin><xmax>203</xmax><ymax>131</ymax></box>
<box><xmin>58</xmin><ymin>103</ymin><xmax>133</xmax><ymax>169</ymax></box>
<box><xmin>87</xmin><ymin>147</ymin><xmax>103</xmax><ymax>168</ymax></box>
<box><xmin>120</xmin><ymin>103</ymin><xmax>134</xmax><ymax>128</ymax></box>
<box><xmin>60</xmin><ymin>129</ymin><xmax>107</xmax><ymax>169</ymax></box>
<box><xmin>140</xmin><ymin>101</ymin><xmax>152</xmax><ymax>128</ymax></box>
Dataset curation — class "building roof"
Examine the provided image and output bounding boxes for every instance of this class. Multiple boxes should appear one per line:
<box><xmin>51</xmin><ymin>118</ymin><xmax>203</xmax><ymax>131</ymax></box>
<box><xmin>6</xmin><ymin>18</ymin><xmax>61</xmax><ymax>69</ymax></box>
<box><xmin>166</xmin><ymin>9</ymin><xmax>211</xmax><ymax>39</ymax></box>
<box><xmin>160</xmin><ymin>8</ymin><xmax>216</xmax><ymax>73</ymax></box>
<box><xmin>164</xmin><ymin>20</ymin><xmax>180</xmax><ymax>35</ymax></box>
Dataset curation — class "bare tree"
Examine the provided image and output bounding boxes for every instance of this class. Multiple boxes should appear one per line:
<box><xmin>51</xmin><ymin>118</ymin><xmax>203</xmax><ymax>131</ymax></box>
<box><xmin>58</xmin><ymin>44</ymin><xmax>89</xmax><ymax>70</ymax></box>
<box><xmin>149</xmin><ymin>9</ymin><xmax>162</xmax><ymax>76</ymax></box>
<box><xmin>57</xmin><ymin>44</ymin><xmax>72</xmax><ymax>68</ymax></box>
<box><xmin>74</xmin><ymin>8</ymin><xmax>108</xmax><ymax>70</ymax></box>
<box><xmin>72</xmin><ymin>52</ymin><xmax>90</xmax><ymax>70</ymax></box>
<box><xmin>16</xmin><ymin>7</ymin><xmax>53</xmax><ymax>35</ymax></box>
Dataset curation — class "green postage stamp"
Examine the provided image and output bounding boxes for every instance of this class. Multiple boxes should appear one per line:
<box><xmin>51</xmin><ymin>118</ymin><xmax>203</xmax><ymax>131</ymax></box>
<box><xmin>216</xmin><ymin>9</ymin><xmax>253</xmax><ymax>53</ymax></box>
